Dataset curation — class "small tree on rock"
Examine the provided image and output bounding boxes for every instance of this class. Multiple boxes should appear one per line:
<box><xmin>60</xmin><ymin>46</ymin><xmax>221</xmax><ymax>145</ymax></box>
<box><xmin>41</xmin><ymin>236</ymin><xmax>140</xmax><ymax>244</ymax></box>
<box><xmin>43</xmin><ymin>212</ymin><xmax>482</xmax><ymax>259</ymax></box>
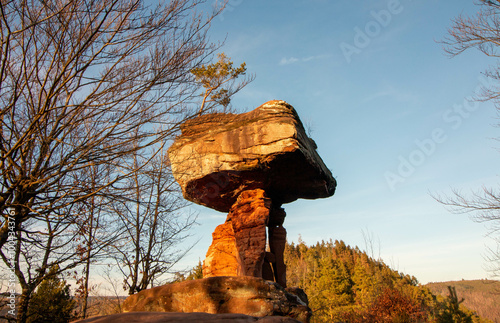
<box><xmin>192</xmin><ymin>52</ymin><xmax>254</xmax><ymax>114</ymax></box>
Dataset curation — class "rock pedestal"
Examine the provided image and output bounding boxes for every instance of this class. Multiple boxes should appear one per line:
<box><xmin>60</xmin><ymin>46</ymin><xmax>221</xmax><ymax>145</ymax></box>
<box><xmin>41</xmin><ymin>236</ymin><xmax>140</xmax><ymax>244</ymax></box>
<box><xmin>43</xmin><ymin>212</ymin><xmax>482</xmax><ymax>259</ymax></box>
<box><xmin>121</xmin><ymin>276</ymin><xmax>311</xmax><ymax>323</ymax></box>
<box><xmin>120</xmin><ymin>100</ymin><xmax>337</xmax><ymax>322</ymax></box>
<box><xmin>78</xmin><ymin>101</ymin><xmax>336</xmax><ymax>323</ymax></box>
<box><xmin>203</xmin><ymin>189</ymin><xmax>288</xmax><ymax>288</ymax></box>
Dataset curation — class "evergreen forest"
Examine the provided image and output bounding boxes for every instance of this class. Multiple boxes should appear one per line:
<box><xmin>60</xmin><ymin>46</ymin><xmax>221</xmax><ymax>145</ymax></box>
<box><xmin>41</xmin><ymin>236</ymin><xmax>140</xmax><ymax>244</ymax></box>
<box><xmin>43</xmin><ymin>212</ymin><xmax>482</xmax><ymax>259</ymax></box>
<box><xmin>284</xmin><ymin>239</ymin><xmax>492</xmax><ymax>323</ymax></box>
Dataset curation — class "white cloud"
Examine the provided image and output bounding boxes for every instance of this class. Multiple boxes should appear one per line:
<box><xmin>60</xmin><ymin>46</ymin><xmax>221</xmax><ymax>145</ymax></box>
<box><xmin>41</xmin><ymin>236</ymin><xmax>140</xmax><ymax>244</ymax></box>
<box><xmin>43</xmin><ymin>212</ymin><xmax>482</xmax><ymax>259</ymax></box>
<box><xmin>362</xmin><ymin>85</ymin><xmax>417</xmax><ymax>104</ymax></box>
<box><xmin>279</xmin><ymin>54</ymin><xmax>331</xmax><ymax>65</ymax></box>
<box><xmin>279</xmin><ymin>57</ymin><xmax>299</xmax><ymax>65</ymax></box>
<box><xmin>303</xmin><ymin>54</ymin><xmax>331</xmax><ymax>62</ymax></box>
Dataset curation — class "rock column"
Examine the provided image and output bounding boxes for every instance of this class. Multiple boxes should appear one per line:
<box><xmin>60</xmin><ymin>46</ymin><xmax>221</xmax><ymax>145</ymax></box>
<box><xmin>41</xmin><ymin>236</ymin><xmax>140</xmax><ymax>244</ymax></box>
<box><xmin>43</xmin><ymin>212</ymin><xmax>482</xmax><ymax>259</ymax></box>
<box><xmin>268</xmin><ymin>205</ymin><xmax>287</xmax><ymax>288</ymax></box>
<box><xmin>229</xmin><ymin>189</ymin><xmax>271</xmax><ymax>277</ymax></box>
<box><xmin>203</xmin><ymin>189</ymin><xmax>271</xmax><ymax>279</ymax></box>
<box><xmin>203</xmin><ymin>189</ymin><xmax>288</xmax><ymax>287</ymax></box>
<box><xmin>202</xmin><ymin>222</ymin><xmax>241</xmax><ymax>277</ymax></box>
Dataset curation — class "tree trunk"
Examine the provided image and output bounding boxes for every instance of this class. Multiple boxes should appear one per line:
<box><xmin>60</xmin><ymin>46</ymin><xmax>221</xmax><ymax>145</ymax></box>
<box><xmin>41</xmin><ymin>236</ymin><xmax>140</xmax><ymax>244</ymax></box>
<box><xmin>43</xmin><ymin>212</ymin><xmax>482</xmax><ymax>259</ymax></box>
<box><xmin>17</xmin><ymin>288</ymin><xmax>31</xmax><ymax>323</ymax></box>
<box><xmin>82</xmin><ymin>203</ymin><xmax>95</xmax><ymax>319</ymax></box>
<box><xmin>81</xmin><ymin>259</ymin><xmax>90</xmax><ymax>318</ymax></box>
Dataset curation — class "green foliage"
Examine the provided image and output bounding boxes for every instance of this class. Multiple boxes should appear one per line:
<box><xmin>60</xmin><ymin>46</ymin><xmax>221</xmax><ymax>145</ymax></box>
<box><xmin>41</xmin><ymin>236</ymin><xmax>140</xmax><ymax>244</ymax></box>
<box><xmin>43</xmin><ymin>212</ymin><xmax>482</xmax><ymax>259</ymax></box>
<box><xmin>172</xmin><ymin>260</ymin><xmax>204</xmax><ymax>282</ymax></box>
<box><xmin>284</xmin><ymin>239</ymin><xmax>488</xmax><ymax>323</ymax></box>
<box><xmin>185</xmin><ymin>260</ymin><xmax>204</xmax><ymax>281</ymax></box>
<box><xmin>26</xmin><ymin>266</ymin><xmax>76</xmax><ymax>323</ymax></box>
<box><xmin>435</xmin><ymin>286</ymin><xmax>475</xmax><ymax>323</ymax></box>
<box><xmin>191</xmin><ymin>53</ymin><xmax>250</xmax><ymax>113</ymax></box>
<box><xmin>426</xmin><ymin>280</ymin><xmax>499</xmax><ymax>322</ymax></box>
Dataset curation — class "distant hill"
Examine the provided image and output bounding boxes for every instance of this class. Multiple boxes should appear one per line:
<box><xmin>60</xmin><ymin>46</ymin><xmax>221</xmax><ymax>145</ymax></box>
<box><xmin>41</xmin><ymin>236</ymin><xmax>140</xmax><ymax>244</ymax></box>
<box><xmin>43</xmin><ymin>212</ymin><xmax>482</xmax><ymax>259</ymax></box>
<box><xmin>426</xmin><ymin>280</ymin><xmax>500</xmax><ymax>323</ymax></box>
<box><xmin>284</xmin><ymin>239</ymin><xmax>492</xmax><ymax>322</ymax></box>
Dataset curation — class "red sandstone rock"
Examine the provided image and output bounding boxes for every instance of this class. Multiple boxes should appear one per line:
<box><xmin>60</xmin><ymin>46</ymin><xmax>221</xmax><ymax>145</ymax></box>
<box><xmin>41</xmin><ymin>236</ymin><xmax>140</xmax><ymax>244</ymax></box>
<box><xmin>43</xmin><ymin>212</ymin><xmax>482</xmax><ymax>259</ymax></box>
<box><xmin>268</xmin><ymin>206</ymin><xmax>287</xmax><ymax>287</ymax></box>
<box><xmin>121</xmin><ymin>276</ymin><xmax>311</xmax><ymax>323</ymax></box>
<box><xmin>168</xmin><ymin>100</ymin><xmax>336</xmax><ymax>212</ymax></box>
<box><xmin>262</xmin><ymin>252</ymin><xmax>276</xmax><ymax>282</ymax></box>
<box><xmin>165</xmin><ymin>101</ymin><xmax>335</xmax><ymax>314</ymax></box>
<box><xmin>269</xmin><ymin>225</ymin><xmax>287</xmax><ymax>287</ymax></box>
<box><xmin>204</xmin><ymin>189</ymin><xmax>271</xmax><ymax>279</ymax></box>
<box><xmin>228</xmin><ymin>189</ymin><xmax>270</xmax><ymax>277</ymax></box>
<box><xmin>203</xmin><ymin>222</ymin><xmax>241</xmax><ymax>277</ymax></box>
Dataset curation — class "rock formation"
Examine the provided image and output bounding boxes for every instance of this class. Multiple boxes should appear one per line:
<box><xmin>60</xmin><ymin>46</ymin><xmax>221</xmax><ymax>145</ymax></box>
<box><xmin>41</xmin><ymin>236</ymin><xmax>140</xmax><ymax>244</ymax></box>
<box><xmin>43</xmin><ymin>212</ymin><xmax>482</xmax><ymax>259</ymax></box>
<box><xmin>204</xmin><ymin>189</ymin><xmax>270</xmax><ymax>279</ymax></box>
<box><xmin>121</xmin><ymin>276</ymin><xmax>311</xmax><ymax>323</ymax></box>
<box><xmin>168</xmin><ymin>100</ymin><xmax>336</xmax><ymax>288</ymax></box>
<box><xmin>77</xmin><ymin>104</ymin><xmax>336</xmax><ymax>323</ymax></box>
<box><xmin>109</xmin><ymin>100</ymin><xmax>339</xmax><ymax>323</ymax></box>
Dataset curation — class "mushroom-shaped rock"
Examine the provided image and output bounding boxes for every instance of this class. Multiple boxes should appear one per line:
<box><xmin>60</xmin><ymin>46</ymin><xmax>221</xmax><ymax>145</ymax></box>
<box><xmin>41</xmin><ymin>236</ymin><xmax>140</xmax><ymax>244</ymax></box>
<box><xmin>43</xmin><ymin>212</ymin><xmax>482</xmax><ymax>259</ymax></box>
<box><xmin>168</xmin><ymin>100</ymin><xmax>336</xmax><ymax>212</ymax></box>
<box><xmin>168</xmin><ymin>100</ymin><xmax>336</xmax><ymax>288</ymax></box>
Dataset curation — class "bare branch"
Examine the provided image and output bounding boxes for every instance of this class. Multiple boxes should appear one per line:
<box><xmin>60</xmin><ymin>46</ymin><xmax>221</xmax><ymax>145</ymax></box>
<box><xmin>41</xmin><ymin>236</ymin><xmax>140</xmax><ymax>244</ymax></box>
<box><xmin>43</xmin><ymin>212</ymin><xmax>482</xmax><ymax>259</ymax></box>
<box><xmin>0</xmin><ymin>1</ymin><xmax>251</xmax><ymax>321</ymax></box>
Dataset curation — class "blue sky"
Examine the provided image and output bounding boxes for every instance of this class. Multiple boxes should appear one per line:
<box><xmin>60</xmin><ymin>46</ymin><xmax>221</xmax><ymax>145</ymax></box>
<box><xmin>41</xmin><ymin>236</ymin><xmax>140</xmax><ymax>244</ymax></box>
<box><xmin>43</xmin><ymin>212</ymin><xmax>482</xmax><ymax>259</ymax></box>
<box><xmin>181</xmin><ymin>0</ymin><xmax>500</xmax><ymax>284</ymax></box>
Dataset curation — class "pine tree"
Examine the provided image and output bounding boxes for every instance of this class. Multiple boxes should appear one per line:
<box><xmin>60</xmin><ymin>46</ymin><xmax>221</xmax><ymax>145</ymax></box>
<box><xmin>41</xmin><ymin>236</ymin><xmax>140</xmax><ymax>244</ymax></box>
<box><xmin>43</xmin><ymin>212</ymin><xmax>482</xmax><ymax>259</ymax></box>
<box><xmin>186</xmin><ymin>261</ymin><xmax>204</xmax><ymax>280</ymax></box>
<box><xmin>191</xmin><ymin>53</ymin><xmax>253</xmax><ymax>114</ymax></box>
<box><xmin>436</xmin><ymin>286</ymin><xmax>473</xmax><ymax>323</ymax></box>
<box><xmin>26</xmin><ymin>266</ymin><xmax>76</xmax><ymax>323</ymax></box>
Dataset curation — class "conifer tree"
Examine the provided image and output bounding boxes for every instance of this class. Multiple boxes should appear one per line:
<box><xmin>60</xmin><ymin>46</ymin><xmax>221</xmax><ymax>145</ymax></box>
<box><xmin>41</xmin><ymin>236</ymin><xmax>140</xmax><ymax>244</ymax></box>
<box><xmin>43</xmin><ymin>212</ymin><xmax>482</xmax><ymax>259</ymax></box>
<box><xmin>26</xmin><ymin>266</ymin><xmax>76</xmax><ymax>323</ymax></box>
<box><xmin>192</xmin><ymin>53</ymin><xmax>254</xmax><ymax>114</ymax></box>
<box><xmin>186</xmin><ymin>261</ymin><xmax>204</xmax><ymax>280</ymax></box>
<box><xmin>436</xmin><ymin>286</ymin><xmax>474</xmax><ymax>323</ymax></box>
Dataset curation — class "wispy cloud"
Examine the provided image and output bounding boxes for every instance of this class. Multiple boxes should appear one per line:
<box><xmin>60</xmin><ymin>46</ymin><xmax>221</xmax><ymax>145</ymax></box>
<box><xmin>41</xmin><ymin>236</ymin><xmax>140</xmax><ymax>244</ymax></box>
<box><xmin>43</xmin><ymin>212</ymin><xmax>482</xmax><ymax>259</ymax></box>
<box><xmin>279</xmin><ymin>57</ymin><xmax>299</xmax><ymax>65</ymax></box>
<box><xmin>279</xmin><ymin>54</ymin><xmax>330</xmax><ymax>65</ymax></box>
<box><xmin>362</xmin><ymin>85</ymin><xmax>417</xmax><ymax>104</ymax></box>
<box><xmin>303</xmin><ymin>54</ymin><xmax>330</xmax><ymax>62</ymax></box>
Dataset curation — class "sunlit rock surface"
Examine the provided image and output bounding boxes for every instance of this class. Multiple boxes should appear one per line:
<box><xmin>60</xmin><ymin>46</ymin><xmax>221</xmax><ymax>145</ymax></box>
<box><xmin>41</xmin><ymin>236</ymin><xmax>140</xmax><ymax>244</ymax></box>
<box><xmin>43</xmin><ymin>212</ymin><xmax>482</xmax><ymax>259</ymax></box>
<box><xmin>168</xmin><ymin>100</ymin><xmax>336</xmax><ymax>212</ymax></box>
<box><xmin>121</xmin><ymin>276</ymin><xmax>311</xmax><ymax>323</ymax></box>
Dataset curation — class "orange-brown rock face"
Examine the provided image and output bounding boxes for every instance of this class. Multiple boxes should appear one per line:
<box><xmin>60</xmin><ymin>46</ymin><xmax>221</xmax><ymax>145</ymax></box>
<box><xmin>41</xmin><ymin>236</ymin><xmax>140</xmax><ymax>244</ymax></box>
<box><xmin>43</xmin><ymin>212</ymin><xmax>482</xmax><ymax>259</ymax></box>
<box><xmin>203</xmin><ymin>189</ymin><xmax>290</xmax><ymax>288</ymax></box>
<box><xmin>204</xmin><ymin>189</ymin><xmax>270</xmax><ymax>278</ymax></box>
<box><xmin>229</xmin><ymin>189</ymin><xmax>271</xmax><ymax>277</ymax></box>
<box><xmin>122</xmin><ymin>276</ymin><xmax>311</xmax><ymax>323</ymax></box>
<box><xmin>168</xmin><ymin>100</ymin><xmax>336</xmax><ymax>212</ymax></box>
<box><xmin>203</xmin><ymin>222</ymin><xmax>241</xmax><ymax>277</ymax></box>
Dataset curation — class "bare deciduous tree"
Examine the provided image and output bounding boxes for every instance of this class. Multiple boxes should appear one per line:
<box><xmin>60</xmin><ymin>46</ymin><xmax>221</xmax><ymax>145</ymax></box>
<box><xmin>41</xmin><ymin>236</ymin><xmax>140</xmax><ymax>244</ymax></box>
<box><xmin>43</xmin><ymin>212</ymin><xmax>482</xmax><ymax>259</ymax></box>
<box><xmin>71</xmin><ymin>162</ymin><xmax>116</xmax><ymax>319</ymax></box>
<box><xmin>0</xmin><ymin>194</ymin><xmax>120</xmax><ymax>322</ymax></box>
<box><xmin>0</xmin><ymin>0</ymin><xmax>251</xmax><ymax>322</ymax></box>
<box><xmin>109</xmin><ymin>143</ymin><xmax>196</xmax><ymax>295</ymax></box>
<box><xmin>438</xmin><ymin>0</ymin><xmax>500</xmax><ymax>278</ymax></box>
<box><xmin>0</xmin><ymin>0</ymin><xmax>219</xmax><ymax>248</ymax></box>
<box><xmin>442</xmin><ymin>0</ymin><xmax>500</xmax><ymax>104</ymax></box>
<box><xmin>434</xmin><ymin>187</ymin><xmax>500</xmax><ymax>277</ymax></box>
